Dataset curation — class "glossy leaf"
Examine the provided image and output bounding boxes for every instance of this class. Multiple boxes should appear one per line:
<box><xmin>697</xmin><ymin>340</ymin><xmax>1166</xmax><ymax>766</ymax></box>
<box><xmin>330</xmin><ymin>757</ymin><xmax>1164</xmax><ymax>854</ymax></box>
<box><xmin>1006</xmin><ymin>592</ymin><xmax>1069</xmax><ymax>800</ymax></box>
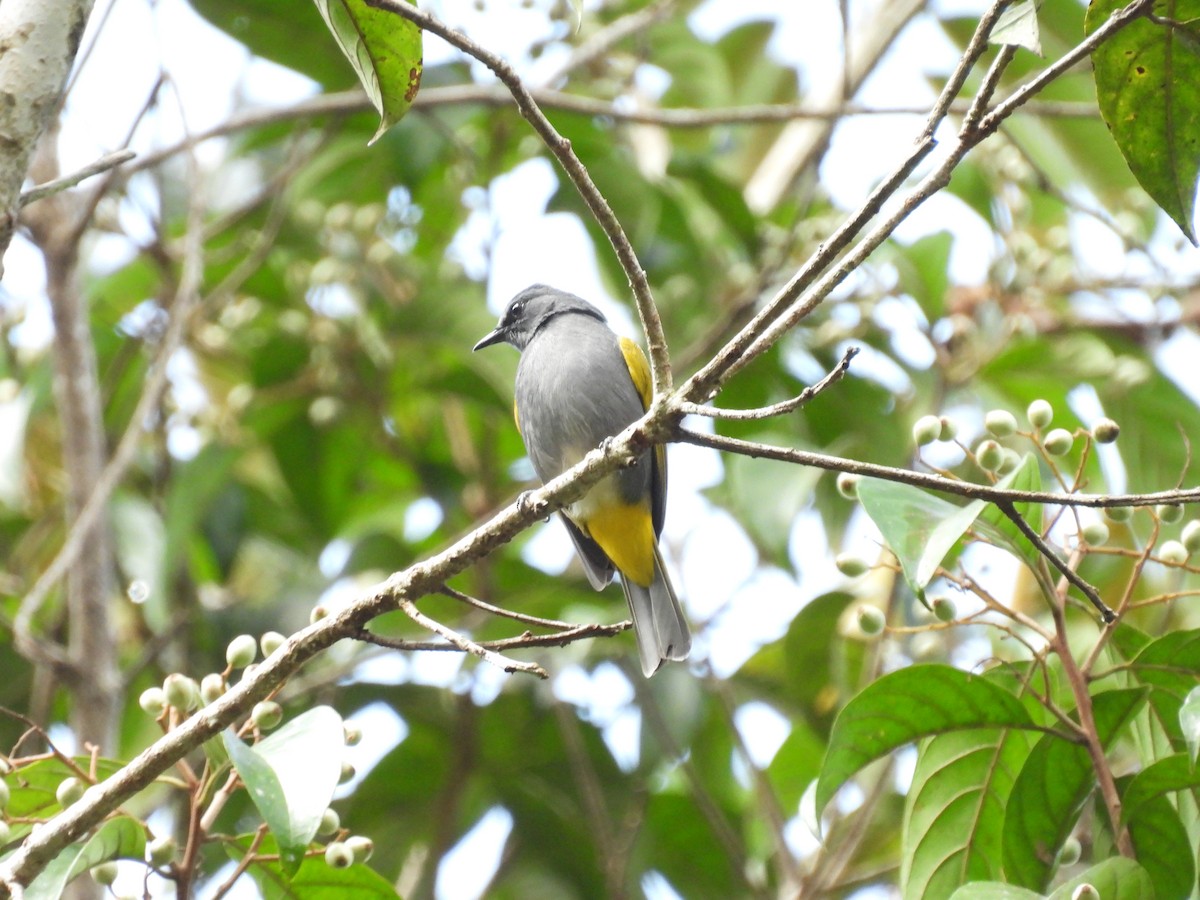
<box><xmin>225</xmin><ymin>706</ymin><xmax>345</xmax><ymax>874</ymax></box>
<box><xmin>1002</xmin><ymin>688</ymin><xmax>1149</xmax><ymax>891</ymax></box>
<box><xmin>312</xmin><ymin>0</ymin><xmax>423</xmax><ymax>143</ymax></box>
<box><xmin>816</xmin><ymin>664</ymin><xmax>1036</xmax><ymax>817</ymax></box>
<box><xmin>1044</xmin><ymin>857</ymin><xmax>1155</xmax><ymax>900</ymax></box>
<box><xmin>1087</xmin><ymin>0</ymin><xmax>1200</xmax><ymax>242</ymax></box>
<box><xmin>992</xmin><ymin>0</ymin><xmax>1042</xmax><ymax>55</ymax></box>
<box><xmin>22</xmin><ymin>817</ymin><xmax>145</xmax><ymax>900</ymax></box>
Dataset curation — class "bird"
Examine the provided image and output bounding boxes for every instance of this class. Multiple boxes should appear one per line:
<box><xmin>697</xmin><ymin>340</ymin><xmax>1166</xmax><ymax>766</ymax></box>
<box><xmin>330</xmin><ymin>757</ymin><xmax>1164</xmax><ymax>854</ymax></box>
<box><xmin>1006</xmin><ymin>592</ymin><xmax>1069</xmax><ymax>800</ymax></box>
<box><xmin>473</xmin><ymin>284</ymin><xmax>691</xmax><ymax>676</ymax></box>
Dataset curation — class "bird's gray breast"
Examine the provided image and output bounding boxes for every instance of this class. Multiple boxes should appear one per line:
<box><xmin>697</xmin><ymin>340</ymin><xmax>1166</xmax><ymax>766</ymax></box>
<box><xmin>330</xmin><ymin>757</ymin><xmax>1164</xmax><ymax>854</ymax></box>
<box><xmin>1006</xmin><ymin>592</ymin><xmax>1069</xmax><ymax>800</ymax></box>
<box><xmin>514</xmin><ymin>314</ymin><xmax>650</xmax><ymax>500</ymax></box>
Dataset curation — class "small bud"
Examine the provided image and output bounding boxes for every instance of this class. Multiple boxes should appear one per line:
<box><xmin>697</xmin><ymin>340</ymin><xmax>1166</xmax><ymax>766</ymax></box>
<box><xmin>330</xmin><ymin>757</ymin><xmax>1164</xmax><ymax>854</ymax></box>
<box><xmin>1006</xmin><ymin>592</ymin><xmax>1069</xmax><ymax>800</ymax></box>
<box><xmin>260</xmin><ymin>631</ymin><xmax>286</xmax><ymax>657</ymax></box>
<box><xmin>857</xmin><ymin>605</ymin><xmax>885</xmax><ymax>636</ymax></box>
<box><xmin>139</xmin><ymin>687</ymin><xmax>167</xmax><ymax>718</ymax></box>
<box><xmin>1105</xmin><ymin>505</ymin><xmax>1133</xmax><ymax>523</ymax></box>
<box><xmin>913</xmin><ymin>415</ymin><xmax>942</xmax><ymax>446</ymax></box>
<box><xmin>325</xmin><ymin>841</ymin><xmax>354</xmax><ymax>869</ymax></box>
<box><xmin>56</xmin><ymin>776</ymin><xmax>86</xmax><ymax>808</ymax></box>
<box><xmin>311</xmin><ymin>605</ymin><xmax>329</xmax><ymax>624</ymax></box>
<box><xmin>200</xmin><ymin>673</ymin><xmax>226</xmax><ymax>706</ymax></box>
<box><xmin>163</xmin><ymin>674</ymin><xmax>200</xmax><ymax>712</ymax></box>
<box><xmin>91</xmin><ymin>862</ymin><xmax>119</xmax><ymax>886</ymax></box>
<box><xmin>835</xmin><ymin>554</ymin><xmax>869</xmax><ymax>577</ymax></box>
<box><xmin>343</xmin><ymin>724</ymin><xmax>363</xmax><ymax>747</ymax></box>
<box><xmin>1027</xmin><ymin>399</ymin><xmax>1053</xmax><ymax>429</ymax></box>
<box><xmin>1156</xmin><ymin>504</ymin><xmax>1184</xmax><ymax>524</ymax></box>
<box><xmin>1072</xmin><ymin>885</ymin><xmax>1099</xmax><ymax>900</ymax></box>
<box><xmin>345</xmin><ymin>835</ymin><xmax>374</xmax><ymax>863</ymax></box>
<box><xmin>1091</xmin><ymin>418</ymin><xmax>1120</xmax><ymax>443</ymax></box>
<box><xmin>1059</xmin><ymin>835</ymin><xmax>1082</xmax><ymax>866</ymax></box>
<box><xmin>0</xmin><ymin>821</ymin><xmax>10</xmax><ymax>844</ymax></box>
<box><xmin>1159</xmin><ymin>540</ymin><xmax>1189</xmax><ymax>566</ymax></box>
<box><xmin>225</xmin><ymin>634</ymin><xmax>258</xmax><ymax>670</ymax></box>
<box><xmin>976</xmin><ymin>440</ymin><xmax>1004</xmax><ymax>472</ymax></box>
<box><xmin>147</xmin><ymin>834</ymin><xmax>176</xmax><ymax>867</ymax></box>
<box><xmin>1043</xmin><ymin>428</ymin><xmax>1074</xmax><ymax>457</ymax></box>
<box><xmin>932</xmin><ymin>596</ymin><xmax>956</xmax><ymax>622</ymax></box>
<box><xmin>836</xmin><ymin>472</ymin><xmax>860</xmax><ymax>500</ymax></box>
<box><xmin>1081</xmin><ymin>522</ymin><xmax>1109</xmax><ymax>547</ymax></box>
<box><xmin>251</xmin><ymin>701</ymin><xmax>284</xmax><ymax>731</ymax></box>
<box><xmin>0</xmin><ymin>778</ymin><xmax>9</xmax><ymax>812</ymax></box>
<box><xmin>938</xmin><ymin>416</ymin><xmax>958</xmax><ymax>441</ymax></box>
<box><xmin>984</xmin><ymin>409</ymin><xmax>1018</xmax><ymax>437</ymax></box>
<box><xmin>1182</xmin><ymin>520</ymin><xmax>1200</xmax><ymax>554</ymax></box>
<box><xmin>318</xmin><ymin>808</ymin><xmax>341</xmax><ymax>837</ymax></box>
<box><xmin>340</xmin><ymin>762</ymin><xmax>356</xmax><ymax>784</ymax></box>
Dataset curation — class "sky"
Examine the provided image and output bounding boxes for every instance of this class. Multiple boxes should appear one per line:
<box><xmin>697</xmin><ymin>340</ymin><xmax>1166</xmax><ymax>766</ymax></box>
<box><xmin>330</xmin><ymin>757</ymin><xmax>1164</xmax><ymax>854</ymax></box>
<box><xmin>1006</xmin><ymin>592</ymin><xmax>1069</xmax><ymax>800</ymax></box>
<box><xmin>5</xmin><ymin>0</ymin><xmax>1200</xmax><ymax>897</ymax></box>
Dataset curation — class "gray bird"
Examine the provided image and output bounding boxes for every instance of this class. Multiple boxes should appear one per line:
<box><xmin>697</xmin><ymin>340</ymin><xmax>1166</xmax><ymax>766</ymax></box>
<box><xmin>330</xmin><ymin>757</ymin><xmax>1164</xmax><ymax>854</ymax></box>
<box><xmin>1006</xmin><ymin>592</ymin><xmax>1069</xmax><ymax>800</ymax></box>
<box><xmin>474</xmin><ymin>285</ymin><xmax>691</xmax><ymax>676</ymax></box>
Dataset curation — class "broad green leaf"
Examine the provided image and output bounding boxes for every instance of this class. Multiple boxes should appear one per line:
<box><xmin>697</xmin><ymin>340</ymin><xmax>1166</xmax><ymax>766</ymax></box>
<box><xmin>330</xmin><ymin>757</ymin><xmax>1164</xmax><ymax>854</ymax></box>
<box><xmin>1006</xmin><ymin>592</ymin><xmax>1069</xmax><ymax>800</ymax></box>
<box><xmin>1128</xmin><ymin>628</ymin><xmax>1200</xmax><ymax>748</ymax></box>
<box><xmin>230</xmin><ymin>833</ymin><xmax>402</xmax><ymax>899</ymax></box>
<box><xmin>1002</xmin><ymin>688</ymin><xmax>1149</xmax><ymax>891</ymax></box>
<box><xmin>1125</xmin><ymin>784</ymin><xmax>1194</xmax><ymax>900</ymax></box>
<box><xmin>975</xmin><ymin>453</ymin><xmax>1043</xmax><ymax>567</ymax></box>
<box><xmin>22</xmin><ymin>816</ymin><xmax>145</xmax><ymax>900</ymax></box>
<box><xmin>901</xmin><ymin>725</ymin><xmax>1039</xmax><ymax>899</ymax></box>
<box><xmin>992</xmin><ymin>0</ymin><xmax>1042</xmax><ymax>55</ymax></box>
<box><xmin>1</xmin><ymin>758</ymin><xmax>126</xmax><ymax>819</ymax></box>
<box><xmin>857</xmin><ymin>479</ymin><xmax>985</xmax><ymax>602</ymax></box>
<box><xmin>225</xmin><ymin>706</ymin><xmax>345</xmax><ymax>874</ymax></box>
<box><xmin>1122</xmin><ymin>752</ymin><xmax>1200</xmax><ymax>821</ymax></box>
<box><xmin>1045</xmin><ymin>857</ymin><xmax>1155</xmax><ymax>900</ymax></box>
<box><xmin>816</xmin><ymin>664</ymin><xmax>1036</xmax><ymax>817</ymax></box>
<box><xmin>1087</xmin><ymin>0</ymin><xmax>1200</xmax><ymax>242</ymax></box>
<box><xmin>948</xmin><ymin>884</ymin><xmax>1043</xmax><ymax>900</ymax></box>
<box><xmin>312</xmin><ymin>0</ymin><xmax>423</xmax><ymax>143</ymax></box>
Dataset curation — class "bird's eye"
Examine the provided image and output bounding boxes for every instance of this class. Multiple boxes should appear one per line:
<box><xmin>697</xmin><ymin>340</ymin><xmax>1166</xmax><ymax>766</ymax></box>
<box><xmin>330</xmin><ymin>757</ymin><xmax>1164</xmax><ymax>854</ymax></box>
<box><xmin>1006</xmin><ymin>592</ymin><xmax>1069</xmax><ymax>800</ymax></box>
<box><xmin>508</xmin><ymin>300</ymin><xmax>524</xmax><ymax>320</ymax></box>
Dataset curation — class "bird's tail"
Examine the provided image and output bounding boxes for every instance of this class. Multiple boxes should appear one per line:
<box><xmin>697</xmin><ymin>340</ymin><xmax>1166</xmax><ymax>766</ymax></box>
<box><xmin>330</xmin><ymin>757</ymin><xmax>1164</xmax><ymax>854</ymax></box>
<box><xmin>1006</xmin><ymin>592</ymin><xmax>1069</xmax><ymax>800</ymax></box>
<box><xmin>621</xmin><ymin>543</ymin><xmax>691</xmax><ymax>677</ymax></box>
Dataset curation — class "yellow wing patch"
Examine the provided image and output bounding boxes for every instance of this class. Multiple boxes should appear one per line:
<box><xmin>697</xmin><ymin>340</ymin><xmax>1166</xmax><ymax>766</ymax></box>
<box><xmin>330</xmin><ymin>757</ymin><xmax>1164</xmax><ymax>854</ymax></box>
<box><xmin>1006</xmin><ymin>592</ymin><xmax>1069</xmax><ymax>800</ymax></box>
<box><xmin>583</xmin><ymin>499</ymin><xmax>656</xmax><ymax>587</ymax></box>
<box><xmin>619</xmin><ymin>337</ymin><xmax>653</xmax><ymax>411</ymax></box>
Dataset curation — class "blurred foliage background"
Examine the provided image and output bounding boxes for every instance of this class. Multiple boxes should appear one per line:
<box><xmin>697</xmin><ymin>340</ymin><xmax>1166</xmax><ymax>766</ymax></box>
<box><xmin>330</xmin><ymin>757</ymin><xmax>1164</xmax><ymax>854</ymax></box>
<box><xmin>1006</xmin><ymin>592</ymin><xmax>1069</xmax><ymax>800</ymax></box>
<box><xmin>2</xmin><ymin>0</ymin><xmax>1200</xmax><ymax>896</ymax></box>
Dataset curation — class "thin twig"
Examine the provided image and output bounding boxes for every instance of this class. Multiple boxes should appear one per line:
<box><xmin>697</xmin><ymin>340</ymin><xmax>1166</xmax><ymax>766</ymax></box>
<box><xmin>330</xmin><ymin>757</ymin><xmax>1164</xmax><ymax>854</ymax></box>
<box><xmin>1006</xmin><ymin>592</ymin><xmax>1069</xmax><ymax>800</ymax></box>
<box><xmin>391</xmin><ymin>599</ymin><xmax>547</xmax><ymax>677</ymax></box>
<box><xmin>995</xmin><ymin>501</ymin><xmax>1114</xmax><ymax>622</ymax></box>
<box><xmin>679</xmin><ymin>346</ymin><xmax>858</xmax><ymax>420</ymax></box>
<box><xmin>17</xmin><ymin>150</ymin><xmax>135</xmax><ymax>208</ymax></box>
<box><xmin>437</xmin><ymin>584</ymin><xmax>577</xmax><ymax>629</ymax></box>
<box><xmin>675</xmin><ymin>426</ymin><xmax>1200</xmax><ymax>510</ymax></box>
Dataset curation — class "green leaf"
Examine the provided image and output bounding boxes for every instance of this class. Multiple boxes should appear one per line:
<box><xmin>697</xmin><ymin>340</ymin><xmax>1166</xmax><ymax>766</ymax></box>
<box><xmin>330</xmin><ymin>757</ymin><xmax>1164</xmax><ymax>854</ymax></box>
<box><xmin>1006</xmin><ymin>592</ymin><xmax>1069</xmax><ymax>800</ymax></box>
<box><xmin>22</xmin><ymin>816</ymin><xmax>145</xmax><ymax>900</ymax></box>
<box><xmin>901</xmin><ymin>724</ymin><xmax>1039</xmax><ymax>899</ymax></box>
<box><xmin>856</xmin><ymin>479</ymin><xmax>985</xmax><ymax>602</ymax></box>
<box><xmin>975</xmin><ymin>453</ymin><xmax>1043</xmax><ymax>567</ymax></box>
<box><xmin>1122</xmin><ymin>752</ymin><xmax>1200</xmax><ymax>821</ymax></box>
<box><xmin>992</xmin><ymin>0</ymin><xmax>1043</xmax><ymax>55</ymax></box>
<box><xmin>225</xmin><ymin>706</ymin><xmax>345</xmax><ymax>874</ymax></box>
<box><xmin>1002</xmin><ymin>688</ymin><xmax>1149</xmax><ymax>891</ymax></box>
<box><xmin>1087</xmin><ymin>0</ymin><xmax>1200</xmax><ymax>243</ymax></box>
<box><xmin>948</xmin><ymin>884</ymin><xmax>1044</xmax><ymax>900</ymax></box>
<box><xmin>1125</xmin><ymin>783</ymin><xmax>1194</xmax><ymax>900</ymax></box>
<box><xmin>1045</xmin><ymin>857</ymin><xmax>1155</xmax><ymax>900</ymax></box>
<box><xmin>816</xmin><ymin>664</ymin><xmax>1036</xmax><ymax>817</ymax></box>
<box><xmin>312</xmin><ymin>0</ymin><xmax>424</xmax><ymax>143</ymax></box>
<box><xmin>1128</xmin><ymin>628</ymin><xmax>1200</xmax><ymax>749</ymax></box>
<box><xmin>230</xmin><ymin>833</ymin><xmax>402</xmax><ymax>898</ymax></box>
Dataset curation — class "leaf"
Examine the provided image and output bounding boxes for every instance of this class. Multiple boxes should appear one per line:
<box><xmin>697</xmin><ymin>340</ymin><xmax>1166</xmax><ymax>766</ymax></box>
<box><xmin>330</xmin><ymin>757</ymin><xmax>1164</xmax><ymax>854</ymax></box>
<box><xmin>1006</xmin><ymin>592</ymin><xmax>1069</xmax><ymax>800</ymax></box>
<box><xmin>1002</xmin><ymin>688</ymin><xmax>1149</xmax><ymax>891</ymax></box>
<box><xmin>225</xmin><ymin>706</ymin><xmax>345</xmax><ymax>874</ymax></box>
<box><xmin>992</xmin><ymin>0</ymin><xmax>1043</xmax><ymax>55</ymax></box>
<box><xmin>857</xmin><ymin>479</ymin><xmax>986</xmax><ymax>603</ymax></box>
<box><xmin>1124</xmin><ymin>784</ymin><xmax>1194</xmax><ymax>900</ymax></box>
<box><xmin>1087</xmin><ymin>0</ymin><xmax>1200</xmax><ymax>243</ymax></box>
<box><xmin>22</xmin><ymin>816</ymin><xmax>145</xmax><ymax>900</ymax></box>
<box><xmin>948</xmin><ymin>884</ymin><xmax>1044</xmax><ymax>900</ymax></box>
<box><xmin>312</xmin><ymin>0</ymin><xmax>424</xmax><ymax>143</ymax></box>
<box><xmin>975</xmin><ymin>453</ymin><xmax>1044</xmax><ymax>568</ymax></box>
<box><xmin>1122</xmin><ymin>752</ymin><xmax>1200</xmax><ymax>821</ymax></box>
<box><xmin>857</xmin><ymin>460</ymin><xmax>1040</xmax><ymax>603</ymax></box>
<box><xmin>1045</xmin><ymin>857</ymin><xmax>1155</xmax><ymax>900</ymax></box>
<box><xmin>1127</xmin><ymin>628</ymin><xmax>1200</xmax><ymax>749</ymax></box>
<box><xmin>230</xmin><ymin>833</ymin><xmax>402</xmax><ymax>899</ymax></box>
<box><xmin>816</xmin><ymin>664</ymin><xmax>1036</xmax><ymax>817</ymax></box>
<box><xmin>901</xmin><ymin>724</ymin><xmax>1039</xmax><ymax>899</ymax></box>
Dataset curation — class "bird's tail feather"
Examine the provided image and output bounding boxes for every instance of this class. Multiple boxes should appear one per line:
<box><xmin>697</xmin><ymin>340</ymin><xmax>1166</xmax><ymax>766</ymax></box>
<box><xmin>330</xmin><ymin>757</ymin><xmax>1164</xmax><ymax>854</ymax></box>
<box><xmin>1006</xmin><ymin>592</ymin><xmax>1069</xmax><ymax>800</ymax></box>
<box><xmin>622</xmin><ymin>544</ymin><xmax>691</xmax><ymax>677</ymax></box>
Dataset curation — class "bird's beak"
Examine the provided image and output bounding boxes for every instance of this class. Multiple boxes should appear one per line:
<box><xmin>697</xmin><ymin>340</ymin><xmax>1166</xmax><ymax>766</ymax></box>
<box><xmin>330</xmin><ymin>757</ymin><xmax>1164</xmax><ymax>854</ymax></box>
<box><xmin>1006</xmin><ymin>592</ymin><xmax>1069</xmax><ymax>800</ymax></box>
<box><xmin>472</xmin><ymin>326</ymin><xmax>506</xmax><ymax>352</ymax></box>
